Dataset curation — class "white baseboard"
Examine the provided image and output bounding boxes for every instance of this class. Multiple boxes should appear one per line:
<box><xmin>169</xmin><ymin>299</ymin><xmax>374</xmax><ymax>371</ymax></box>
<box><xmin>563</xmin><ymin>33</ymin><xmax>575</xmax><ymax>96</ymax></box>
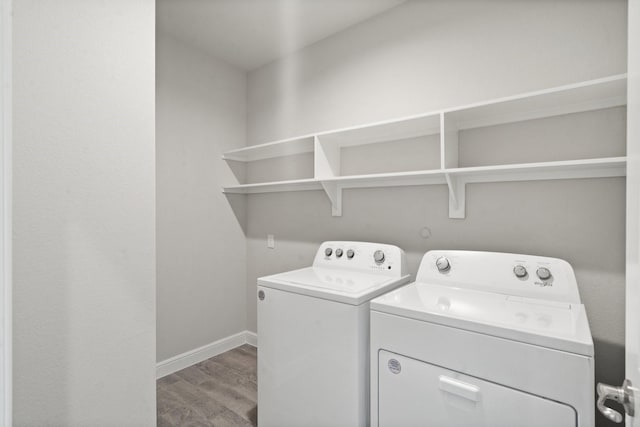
<box><xmin>157</xmin><ymin>330</ymin><xmax>257</xmax><ymax>379</ymax></box>
<box><xmin>245</xmin><ymin>330</ymin><xmax>257</xmax><ymax>347</ymax></box>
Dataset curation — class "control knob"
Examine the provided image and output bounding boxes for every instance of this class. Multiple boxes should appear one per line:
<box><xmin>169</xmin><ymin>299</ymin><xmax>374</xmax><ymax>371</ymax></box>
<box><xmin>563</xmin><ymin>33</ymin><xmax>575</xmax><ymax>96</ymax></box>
<box><xmin>335</xmin><ymin>248</ymin><xmax>343</xmax><ymax>258</ymax></box>
<box><xmin>325</xmin><ymin>248</ymin><xmax>333</xmax><ymax>257</ymax></box>
<box><xmin>374</xmin><ymin>250</ymin><xmax>385</xmax><ymax>264</ymax></box>
<box><xmin>346</xmin><ymin>249</ymin><xmax>355</xmax><ymax>259</ymax></box>
<box><xmin>513</xmin><ymin>265</ymin><xmax>528</xmax><ymax>278</ymax></box>
<box><xmin>536</xmin><ymin>267</ymin><xmax>552</xmax><ymax>281</ymax></box>
<box><xmin>436</xmin><ymin>256</ymin><xmax>451</xmax><ymax>272</ymax></box>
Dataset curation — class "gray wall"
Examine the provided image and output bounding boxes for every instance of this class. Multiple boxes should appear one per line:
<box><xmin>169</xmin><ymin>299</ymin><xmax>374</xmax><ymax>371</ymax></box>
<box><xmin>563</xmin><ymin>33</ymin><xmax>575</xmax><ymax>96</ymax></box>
<box><xmin>246</xmin><ymin>1</ymin><xmax>627</xmax><ymax>425</ymax></box>
<box><xmin>13</xmin><ymin>0</ymin><xmax>156</xmax><ymax>425</ymax></box>
<box><xmin>156</xmin><ymin>33</ymin><xmax>248</xmax><ymax>362</ymax></box>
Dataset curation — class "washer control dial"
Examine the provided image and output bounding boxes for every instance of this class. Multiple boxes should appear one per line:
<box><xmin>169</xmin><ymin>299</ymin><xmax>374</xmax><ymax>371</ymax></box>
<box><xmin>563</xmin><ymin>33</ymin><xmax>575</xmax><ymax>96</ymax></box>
<box><xmin>373</xmin><ymin>250</ymin><xmax>385</xmax><ymax>264</ymax></box>
<box><xmin>536</xmin><ymin>267</ymin><xmax>552</xmax><ymax>280</ymax></box>
<box><xmin>335</xmin><ymin>248</ymin><xmax>343</xmax><ymax>258</ymax></box>
<box><xmin>436</xmin><ymin>256</ymin><xmax>451</xmax><ymax>272</ymax></box>
<box><xmin>325</xmin><ymin>248</ymin><xmax>333</xmax><ymax>257</ymax></box>
<box><xmin>346</xmin><ymin>249</ymin><xmax>355</xmax><ymax>259</ymax></box>
<box><xmin>513</xmin><ymin>265</ymin><xmax>528</xmax><ymax>278</ymax></box>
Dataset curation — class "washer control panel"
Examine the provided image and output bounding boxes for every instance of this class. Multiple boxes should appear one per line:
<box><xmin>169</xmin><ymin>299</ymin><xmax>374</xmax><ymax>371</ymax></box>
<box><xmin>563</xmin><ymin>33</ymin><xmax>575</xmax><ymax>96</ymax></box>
<box><xmin>419</xmin><ymin>250</ymin><xmax>581</xmax><ymax>304</ymax></box>
<box><xmin>314</xmin><ymin>241</ymin><xmax>408</xmax><ymax>276</ymax></box>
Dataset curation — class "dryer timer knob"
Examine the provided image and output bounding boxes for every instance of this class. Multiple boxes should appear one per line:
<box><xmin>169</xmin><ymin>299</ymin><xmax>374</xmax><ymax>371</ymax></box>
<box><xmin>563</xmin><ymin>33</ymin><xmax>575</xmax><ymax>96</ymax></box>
<box><xmin>436</xmin><ymin>256</ymin><xmax>451</xmax><ymax>272</ymax></box>
<box><xmin>536</xmin><ymin>267</ymin><xmax>552</xmax><ymax>281</ymax></box>
<box><xmin>373</xmin><ymin>250</ymin><xmax>385</xmax><ymax>264</ymax></box>
<box><xmin>513</xmin><ymin>265</ymin><xmax>528</xmax><ymax>278</ymax></box>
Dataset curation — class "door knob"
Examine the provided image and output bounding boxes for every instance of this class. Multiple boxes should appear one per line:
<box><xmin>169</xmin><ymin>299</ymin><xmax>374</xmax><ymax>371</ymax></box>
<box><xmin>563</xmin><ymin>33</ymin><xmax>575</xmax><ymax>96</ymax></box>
<box><xmin>597</xmin><ymin>379</ymin><xmax>634</xmax><ymax>423</ymax></box>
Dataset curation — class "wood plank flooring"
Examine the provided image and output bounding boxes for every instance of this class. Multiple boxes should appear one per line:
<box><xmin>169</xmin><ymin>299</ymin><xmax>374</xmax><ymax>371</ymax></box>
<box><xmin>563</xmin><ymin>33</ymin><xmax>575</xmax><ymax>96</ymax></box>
<box><xmin>157</xmin><ymin>344</ymin><xmax>258</xmax><ymax>427</ymax></box>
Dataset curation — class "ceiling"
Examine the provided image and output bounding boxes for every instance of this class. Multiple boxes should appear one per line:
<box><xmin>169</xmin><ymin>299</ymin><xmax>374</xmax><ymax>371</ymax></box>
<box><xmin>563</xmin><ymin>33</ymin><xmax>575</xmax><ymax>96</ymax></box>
<box><xmin>157</xmin><ymin>0</ymin><xmax>406</xmax><ymax>71</ymax></box>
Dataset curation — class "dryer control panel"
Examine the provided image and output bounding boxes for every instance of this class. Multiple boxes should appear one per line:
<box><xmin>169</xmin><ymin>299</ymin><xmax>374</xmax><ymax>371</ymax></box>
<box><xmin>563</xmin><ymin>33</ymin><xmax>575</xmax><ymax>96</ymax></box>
<box><xmin>416</xmin><ymin>250</ymin><xmax>581</xmax><ymax>304</ymax></box>
<box><xmin>314</xmin><ymin>241</ymin><xmax>408</xmax><ymax>277</ymax></box>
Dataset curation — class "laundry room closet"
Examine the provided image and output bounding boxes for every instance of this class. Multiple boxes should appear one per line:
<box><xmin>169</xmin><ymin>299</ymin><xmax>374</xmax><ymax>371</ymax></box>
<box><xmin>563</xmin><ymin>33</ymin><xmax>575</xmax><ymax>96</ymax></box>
<box><xmin>156</xmin><ymin>1</ymin><xmax>628</xmax><ymax>426</ymax></box>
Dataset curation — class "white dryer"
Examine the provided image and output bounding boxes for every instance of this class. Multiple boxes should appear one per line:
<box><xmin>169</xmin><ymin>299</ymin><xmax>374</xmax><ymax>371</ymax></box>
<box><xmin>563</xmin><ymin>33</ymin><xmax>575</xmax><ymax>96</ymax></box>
<box><xmin>370</xmin><ymin>250</ymin><xmax>594</xmax><ymax>427</ymax></box>
<box><xmin>258</xmin><ymin>241</ymin><xmax>409</xmax><ymax>427</ymax></box>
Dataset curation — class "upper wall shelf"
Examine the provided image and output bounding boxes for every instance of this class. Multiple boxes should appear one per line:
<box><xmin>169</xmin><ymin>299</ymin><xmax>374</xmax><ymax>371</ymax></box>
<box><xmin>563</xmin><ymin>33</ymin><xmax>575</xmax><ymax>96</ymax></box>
<box><xmin>318</xmin><ymin>114</ymin><xmax>441</xmax><ymax>148</ymax></box>
<box><xmin>222</xmin><ymin>135</ymin><xmax>315</xmax><ymax>162</ymax></box>
<box><xmin>221</xmin><ymin>74</ymin><xmax>628</xmax><ymax>218</ymax></box>
<box><xmin>445</xmin><ymin>74</ymin><xmax>626</xmax><ymax>130</ymax></box>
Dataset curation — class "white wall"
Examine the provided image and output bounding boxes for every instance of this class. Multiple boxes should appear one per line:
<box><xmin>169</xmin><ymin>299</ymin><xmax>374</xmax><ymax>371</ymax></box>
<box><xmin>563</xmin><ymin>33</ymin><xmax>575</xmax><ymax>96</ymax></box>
<box><xmin>13</xmin><ymin>1</ymin><xmax>156</xmax><ymax>425</ymax></box>
<box><xmin>249</xmin><ymin>1</ymin><xmax>627</xmax><ymax>144</ymax></box>
<box><xmin>156</xmin><ymin>33</ymin><xmax>247</xmax><ymax>362</ymax></box>
<box><xmin>246</xmin><ymin>2</ymin><xmax>627</xmax><ymax>425</ymax></box>
<box><xmin>0</xmin><ymin>0</ymin><xmax>11</xmax><ymax>424</ymax></box>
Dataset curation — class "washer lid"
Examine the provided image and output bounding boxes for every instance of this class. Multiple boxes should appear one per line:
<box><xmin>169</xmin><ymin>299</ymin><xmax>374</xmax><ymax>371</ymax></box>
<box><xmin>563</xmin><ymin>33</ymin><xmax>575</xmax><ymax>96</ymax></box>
<box><xmin>371</xmin><ymin>281</ymin><xmax>593</xmax><ymax>356</ymax></box>
<box><xmin>259</xmin><ymin>267</ymin><xmax>410</xmax><ymax>305</ymax></box>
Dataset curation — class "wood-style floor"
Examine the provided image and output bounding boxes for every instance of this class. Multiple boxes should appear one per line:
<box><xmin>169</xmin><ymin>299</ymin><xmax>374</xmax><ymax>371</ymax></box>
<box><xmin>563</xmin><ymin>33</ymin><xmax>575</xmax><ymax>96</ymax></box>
<box><xmin>157</xmin><ymin>344</ymin><xmax>258</xmax><ymax>427</ymax></box>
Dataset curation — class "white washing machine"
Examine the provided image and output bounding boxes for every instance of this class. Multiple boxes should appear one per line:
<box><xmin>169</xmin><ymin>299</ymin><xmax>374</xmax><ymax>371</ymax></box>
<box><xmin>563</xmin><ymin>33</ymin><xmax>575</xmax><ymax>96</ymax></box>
<box><xmin>370</xmin><ymin>250</ymin><xmax>594</xmax><ymax>427</ymax></box>
<box><xmin>257</xmin><ymin>241</ymin><xmax>409</xmax><ymax>427</ymax></box>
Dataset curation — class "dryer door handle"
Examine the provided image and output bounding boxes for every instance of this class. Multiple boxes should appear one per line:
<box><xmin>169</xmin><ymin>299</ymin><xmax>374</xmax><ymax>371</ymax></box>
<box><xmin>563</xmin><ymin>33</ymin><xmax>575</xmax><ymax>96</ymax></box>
<box><xmin>438</xmin><ymin>375</ymin><xmax>480</xmax><ymax>402</ymax></box>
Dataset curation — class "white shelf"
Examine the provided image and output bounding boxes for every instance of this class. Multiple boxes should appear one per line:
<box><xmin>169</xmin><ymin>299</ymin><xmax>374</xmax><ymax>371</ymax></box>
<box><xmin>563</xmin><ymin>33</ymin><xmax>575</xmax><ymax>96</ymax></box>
<box><xmin>223</xmin><ymin>178</ymin><xmax>322</xmax><ymax>194</ymax></box>
<box><xmin>448</xmin><ymin>157</ymin><xmax>626</xmax><ymax>182</ymax></box>
<box><xmin>222</xmin><ymin>135</ymin><xmax>315</xmax><ymax>162</ymax></box>
<box><xmin>446</xmin><ymin>74</ymin><xmax>626</xmax><ymax>130</ymax></box>
<box><xmin>223</xmin><ymin>74</ymin><xmax>626</xmax><ymax>162</ymax></box>
<box><xmin>223</xmin><ymin>157</ymin><xmax>626</xmax><ymax>197</ymax></box>
<box><xmin>443</xmin><ymin>157</ymin><xmax>626</xmax><ymax>218</ymax></box>
<box><xmin>222</xmin><ymin>74</ymin><xmax>628</xmax><ymax>218</ymax></box>
<box><xmin>221</xmin><ymin>173</ymin><xmax>444</xmax><ymax>194</ymax></box>
<box><xmin>324</xmin><ymin>169</ymin><xmax>446</xmax><ymax>188</ymax></box>
<box><xmin>318</xmin><ymin>114</ymin><xmax>440</xmax><ymax>148</ymax></box>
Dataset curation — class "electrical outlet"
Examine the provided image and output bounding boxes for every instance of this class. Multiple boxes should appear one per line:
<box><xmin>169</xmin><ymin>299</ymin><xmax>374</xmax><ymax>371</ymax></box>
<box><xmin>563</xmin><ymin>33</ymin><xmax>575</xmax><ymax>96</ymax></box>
<box><xmin>267</xmin><ymin>234</ymin><xmax>275</xmax><ymax>249</ymax></box>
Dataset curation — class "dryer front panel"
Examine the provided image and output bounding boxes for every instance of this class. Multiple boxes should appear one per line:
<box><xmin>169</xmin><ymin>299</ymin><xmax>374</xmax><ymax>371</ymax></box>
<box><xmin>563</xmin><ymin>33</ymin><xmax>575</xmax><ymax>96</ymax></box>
<box><xmin>377</xmin><ymin>350</ymin><xmax>576</xmax><ymax>427</ymax></box>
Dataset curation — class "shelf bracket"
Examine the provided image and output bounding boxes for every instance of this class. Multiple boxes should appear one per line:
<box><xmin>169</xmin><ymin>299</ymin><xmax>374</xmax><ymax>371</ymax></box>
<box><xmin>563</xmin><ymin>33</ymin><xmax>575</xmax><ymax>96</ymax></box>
<box><xmin>321</xmin><ymin>182</ymin><xmax>342</xmax><ymax>216</ymax></box>
<box><xmin>445</xmin><ymin>174</ymin><xmax>466</xmax><ymax>219</ymax></box>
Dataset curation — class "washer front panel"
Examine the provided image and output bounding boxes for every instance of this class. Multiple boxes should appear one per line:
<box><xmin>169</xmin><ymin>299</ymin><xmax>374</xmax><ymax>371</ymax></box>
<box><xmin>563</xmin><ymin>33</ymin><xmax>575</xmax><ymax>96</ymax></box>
<box><xmin>258</xmin><ymin>286</ymin><xmax>369</xmax><ymax>426</ymax></box>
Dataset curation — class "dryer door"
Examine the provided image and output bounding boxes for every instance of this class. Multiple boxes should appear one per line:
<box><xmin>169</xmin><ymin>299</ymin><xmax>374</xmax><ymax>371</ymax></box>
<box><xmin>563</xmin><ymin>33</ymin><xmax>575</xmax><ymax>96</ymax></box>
<box><xmin>377</xmin><ymin>350</ymin><xmax>576</xmax><ymax>427</ymax></box>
